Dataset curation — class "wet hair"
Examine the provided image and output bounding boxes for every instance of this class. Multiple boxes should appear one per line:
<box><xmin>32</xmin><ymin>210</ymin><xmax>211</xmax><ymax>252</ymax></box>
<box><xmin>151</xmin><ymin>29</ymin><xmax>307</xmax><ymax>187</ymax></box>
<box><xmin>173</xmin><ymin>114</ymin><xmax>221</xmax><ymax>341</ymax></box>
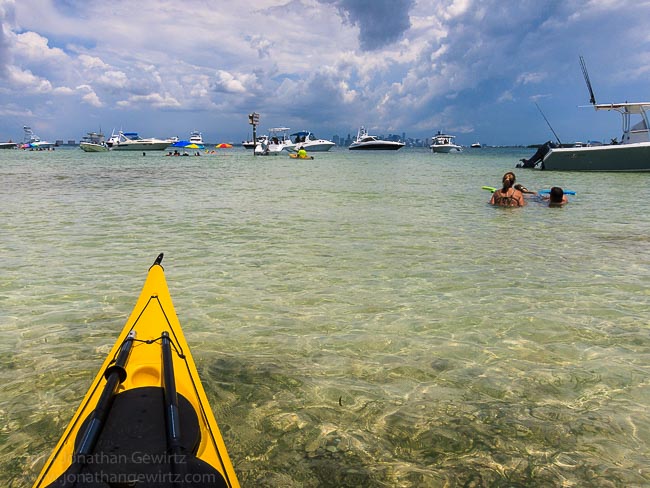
<box><xmin>549</xmin><ymin>186</ymin><xmax>564</xmax><ymax>203</ymax></box>
<box><xmin>502</xmin><ymin>172</ymin><xmax>516</xmax><ymax>189</ymax></box>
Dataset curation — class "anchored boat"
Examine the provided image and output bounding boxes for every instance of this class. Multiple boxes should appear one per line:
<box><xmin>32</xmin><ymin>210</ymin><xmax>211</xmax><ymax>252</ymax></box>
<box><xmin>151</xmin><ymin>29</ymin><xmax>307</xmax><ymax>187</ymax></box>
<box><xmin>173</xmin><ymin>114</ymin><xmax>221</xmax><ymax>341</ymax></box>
<box><xmin>430</xmin><ymin>132</ymin><xmax>462</xmax><ymax>153</ymax></box>
<box><xmin>79</xmin><ymin>131</ymin><xmax>109</xmax><ymax>152</ymax></box>
<box><xmin>348</xmin><ymin>126</ymin><xmax>404</xmax><ymax>150</ymax></box>
<box><xmin>106</xmin><ymin>130</ymin><xmax>172</xmax><ymax>151</ymax></box>
<box><xmin>518</xmin><ymin>57</ymin><xmax>650</xmax><ymax>171</ymax></box>
<box><xmin>290</xmin><ymin>131</ymin><xmax>335</xmax><ymax>152</ymax></box>
<box><xmin>254</xmin><ymin>127</ymin><xmax>296</xmax><ymax>155</ymax></box>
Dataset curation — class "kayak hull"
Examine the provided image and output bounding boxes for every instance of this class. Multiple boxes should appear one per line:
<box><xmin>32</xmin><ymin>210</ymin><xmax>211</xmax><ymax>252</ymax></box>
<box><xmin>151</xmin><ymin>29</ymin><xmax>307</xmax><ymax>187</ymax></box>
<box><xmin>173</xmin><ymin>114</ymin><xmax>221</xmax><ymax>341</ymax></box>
<box><xmin>33</xmin><ymin>255</ymin><xmax>239</xmax><ymax>487</ymax></box>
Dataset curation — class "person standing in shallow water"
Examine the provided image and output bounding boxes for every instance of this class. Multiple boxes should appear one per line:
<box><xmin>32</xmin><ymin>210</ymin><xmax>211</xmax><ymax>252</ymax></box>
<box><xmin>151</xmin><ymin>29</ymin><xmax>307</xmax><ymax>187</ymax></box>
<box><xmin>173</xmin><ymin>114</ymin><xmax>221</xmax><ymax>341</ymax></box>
<box><xmin>490</xmin><ymin>171</ymin><xmax>526</xmax><ymax>207</ymax></box>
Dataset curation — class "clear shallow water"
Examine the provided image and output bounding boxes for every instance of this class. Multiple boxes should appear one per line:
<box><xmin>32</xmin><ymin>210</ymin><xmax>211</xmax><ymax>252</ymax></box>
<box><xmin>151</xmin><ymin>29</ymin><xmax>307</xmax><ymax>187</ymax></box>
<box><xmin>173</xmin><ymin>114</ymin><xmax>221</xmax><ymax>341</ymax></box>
<box><xmin>1</xmin><ymin>146</ymin><xmax>649</xmax><ymax>487</ymax></box>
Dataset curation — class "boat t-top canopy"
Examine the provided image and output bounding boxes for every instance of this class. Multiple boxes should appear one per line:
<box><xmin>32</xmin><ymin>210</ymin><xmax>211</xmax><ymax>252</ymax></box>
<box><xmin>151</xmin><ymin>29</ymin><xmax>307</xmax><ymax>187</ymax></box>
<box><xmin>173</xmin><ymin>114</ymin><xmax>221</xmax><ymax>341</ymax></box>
<box><xmin>587</xmin><ymin>102</ymin><xmax>650</xmax><ymax>144</ymax></box>
<box><xmin>268</xmin><ymin>127</ymin><xmax>290</xmax><ymax>132</ymax></box>
<box><xmin>593</xmin><ymin>102</ymin><xmax>650</xmax><ymax>114</ymax></box>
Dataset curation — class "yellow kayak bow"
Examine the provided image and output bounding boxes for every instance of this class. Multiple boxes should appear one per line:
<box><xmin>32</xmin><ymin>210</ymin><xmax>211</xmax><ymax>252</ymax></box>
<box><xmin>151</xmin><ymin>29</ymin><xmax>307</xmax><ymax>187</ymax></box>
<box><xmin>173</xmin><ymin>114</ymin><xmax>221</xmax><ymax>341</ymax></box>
<box><xmin>33</xmin><ymin>254</ymin><xmax>240</xmax><ymax>487</ymax></box>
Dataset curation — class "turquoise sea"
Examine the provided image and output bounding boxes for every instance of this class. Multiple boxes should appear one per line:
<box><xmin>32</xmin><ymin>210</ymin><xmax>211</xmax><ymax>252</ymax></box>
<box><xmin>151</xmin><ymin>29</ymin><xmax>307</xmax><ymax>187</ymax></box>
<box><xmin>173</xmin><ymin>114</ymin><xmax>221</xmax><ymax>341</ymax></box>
<box><xmin>1</xmin><ymin>146</ymin><xmax>649</xmax><ymax>487</ymax></box>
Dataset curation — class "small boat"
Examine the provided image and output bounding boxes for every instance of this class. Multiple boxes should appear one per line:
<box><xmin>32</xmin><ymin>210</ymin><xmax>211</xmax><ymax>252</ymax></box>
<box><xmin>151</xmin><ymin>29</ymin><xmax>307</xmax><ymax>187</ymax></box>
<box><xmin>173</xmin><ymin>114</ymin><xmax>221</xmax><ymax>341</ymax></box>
<box><xmin>21</xmin><ymin>126</ymin><xmax>55</xmax><ymax>149</ymax></box>
<box><xmin>106</xmin><ymin>130</ymin><xmax>172</xmax><ymax>151</ymax></box>
<box><xmin>242</xmin><ymin>135</ymin><xmax>266</xmax><ymax>150</ymax></box>
<box><xmin>241</xmin><ymin>136</ymin><xmax>256</xmax><ymax>149</ymax></box>
<box><xmin>254</xmin><ymin>127</ymin><xmax>296</xmax><ymax>155</ymax></box>
<box><xmin>0</xmin><ymin>140</ymin><xmax>17</xmax><ymax>149</ymax></box>
<box><xmin>79</xmin><ymin>131</ymin><xmax>109</xmax><ymax>152</ymax></box>
<box><xmin>32</xmin><ymin>254</ymin><xmax>240</xmax><ymax>487</ymax></box>
<box><xmin>348</xmin><ymin>126</ymin><xmax>405</xmax><ymax>150</ymax></box>
<box><xmin>430</xmin><ymin>132</ymin><xmax>462</xmax><ymax>153</ymax></box>
<box><xmin>471</xmin><ymin>142</ymin><xmax>482</xmax><ymax>148</ymax></box>
<box><xmin>290</xmin><ymin>131</ymin><xmax>335</xmax><ymax>152</ymax></box>
<box><xmin>189</xmin><ymin>130</ymin><xmax>204</xmax><ymax>145</ymax></box>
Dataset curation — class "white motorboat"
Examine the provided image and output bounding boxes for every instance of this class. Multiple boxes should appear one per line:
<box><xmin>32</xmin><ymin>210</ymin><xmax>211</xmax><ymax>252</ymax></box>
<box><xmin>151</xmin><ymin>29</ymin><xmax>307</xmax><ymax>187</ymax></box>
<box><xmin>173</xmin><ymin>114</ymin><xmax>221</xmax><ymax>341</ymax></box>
<box><xmin>518</xmin><ymin>103</ymin><xmax>650</xmax><ymax>171</ymax></box>
<box><xmin>290</xmin><ymin>131</ymin><xmax>335</xmax><ymax>152</ymax></box>
<box><xmin>518</xmin><ymin>57</ymin><xmax>650</xmax><ymax>171</ymax></box>
<box><xmin>189</xmin><ymin>130</ymin><xmax>204</xmax><ymax>145</ymax></box>
<box><xmin>241</xmin><ymin>133</ymin><xmax>256</xmax><ymax>149</ymax></box>
<box><xmin>21</xmin><ymin>126</ymin><xmax>54</xmax><ymax>149</ymax></box>
<box><xmin>348</xmin><ymin>127</ymin><xmax>404</xmax><ymax>150</ymax></box>
<box><xmin>106</xmin><ymin>130</ymin><xmax>171</xmax><ymax>151</ymax></box>
<box><xmin>79</xmin><ymin>131</ymin><xmax>109</xmax><ymax>152</ymax></box>
<box><xmin>471</xmin><ymin>142</ymin><xmax>482</xmax><ymax>148</ymax></box>
<box><xmin>254</xmin><ymin>128</ymin><xmax>296</xmax><ymax>155</ymax></box>
<box><xmin>245</xmin><ymin>135</ymin><xmax>266</xmax><ymax>149</ymax></box>
<box><xmin>430</xmin><ymin>132</ymin><xmax>462</xmax><ymax>153</ymax></box>
<box><xmin>0</xmin><ymin>140</ymin><xmax>17</xmax><ymax>149</ymax></box>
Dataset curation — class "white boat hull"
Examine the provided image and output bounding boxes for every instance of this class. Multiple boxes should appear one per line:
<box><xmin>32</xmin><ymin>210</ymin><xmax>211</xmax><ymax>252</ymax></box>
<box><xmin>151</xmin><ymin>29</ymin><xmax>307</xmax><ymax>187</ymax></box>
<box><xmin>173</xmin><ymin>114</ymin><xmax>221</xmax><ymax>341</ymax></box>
<box><xmin>80</xmin><ymin>142</ymin><xmax>109</xmax><ymax>152</ymax></box>
<box><xmin>431</xmin><ymin>144</ymin><xmax>462</xmax><ymax>153</ymax></box>
<box><xmin>110</xmin><ymin>141</ymin><xmax>171</xmax><ymax>151</ymax></box>
<box><xmin>254</xmin><ymin>143</ymin><xmax>294</xmax><ymax>155</ymax></box>
<box><xmin>542</xmin><ymin>142</ymin><xmax>650</xmax><ymax>171</ymax></box>
<box><xmin>349</xmin><ymin>141</ymin><xmax>404</xmax><ymax>150</ymax></box>
<box><xmin>296</xmin><ymin>141</ymin><xmax>336</xmax><ymax>152</ymax></box>
<box><xmin>349</xmin><ymin>126</ymin><xmax>404</xmax><ymax>150</ymax></box>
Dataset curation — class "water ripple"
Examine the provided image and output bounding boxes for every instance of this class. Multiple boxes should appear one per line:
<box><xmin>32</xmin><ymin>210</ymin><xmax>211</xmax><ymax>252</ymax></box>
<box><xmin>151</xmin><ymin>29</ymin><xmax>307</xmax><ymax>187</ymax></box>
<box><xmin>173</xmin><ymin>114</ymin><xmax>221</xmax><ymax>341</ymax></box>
<box><xmin>2</xmin><ymin>148</ymin><xmax>649</xmax><ymax>487</ymax></box>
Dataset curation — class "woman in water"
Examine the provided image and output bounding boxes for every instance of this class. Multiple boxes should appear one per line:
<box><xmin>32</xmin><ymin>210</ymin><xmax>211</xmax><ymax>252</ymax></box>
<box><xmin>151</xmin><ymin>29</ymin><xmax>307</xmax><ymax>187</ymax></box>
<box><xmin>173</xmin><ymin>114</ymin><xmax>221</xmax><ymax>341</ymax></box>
<box><xmin>490</xmin><ymin>171</ymin><xmax>526</xmax><ymax>207</ymax></box>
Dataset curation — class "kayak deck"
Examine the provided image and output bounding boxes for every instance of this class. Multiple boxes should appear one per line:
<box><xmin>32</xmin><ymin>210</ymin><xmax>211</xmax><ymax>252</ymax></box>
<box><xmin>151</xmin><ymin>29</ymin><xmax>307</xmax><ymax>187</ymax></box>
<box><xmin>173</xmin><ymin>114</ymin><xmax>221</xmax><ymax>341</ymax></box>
<box><xmin>33</xmin><ymin>254</ymin><xmax>239</xmax><ymax>487</ymax></box>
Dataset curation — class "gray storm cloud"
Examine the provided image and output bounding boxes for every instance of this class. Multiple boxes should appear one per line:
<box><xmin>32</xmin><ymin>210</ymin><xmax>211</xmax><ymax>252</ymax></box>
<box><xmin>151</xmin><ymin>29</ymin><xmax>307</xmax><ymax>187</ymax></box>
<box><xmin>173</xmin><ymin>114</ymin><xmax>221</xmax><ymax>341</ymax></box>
<box><xmin>322</xmin><ymin>0</ymin><xmax>415</xmax><ymax>50</ymax></box>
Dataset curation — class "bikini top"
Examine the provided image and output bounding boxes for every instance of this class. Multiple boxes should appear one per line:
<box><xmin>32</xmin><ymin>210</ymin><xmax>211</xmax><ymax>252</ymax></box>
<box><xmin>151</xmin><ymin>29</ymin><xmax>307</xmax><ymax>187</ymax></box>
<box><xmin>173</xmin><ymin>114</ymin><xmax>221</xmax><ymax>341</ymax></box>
<box><xmin>493</xmin><ymin>189</ymin><xmax>522</xmax><ymax>207</ymax></box>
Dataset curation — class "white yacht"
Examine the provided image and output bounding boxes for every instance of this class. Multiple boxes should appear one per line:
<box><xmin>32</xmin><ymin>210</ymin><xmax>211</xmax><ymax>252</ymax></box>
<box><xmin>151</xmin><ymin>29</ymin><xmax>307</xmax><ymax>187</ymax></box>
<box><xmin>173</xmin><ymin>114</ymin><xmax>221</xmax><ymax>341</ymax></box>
<box><xmin>0</xmin><ymin>140</ymin><xmax>17</xmax><ymax>149</ymax></box>
<box><xmin>189</xmin><ymin>130</ymin><xmax>204</xmax><ymax>145</ymax></box>
<box><xmin>290</xmin><ymin>131</ymin><xmax>335</xmax><ymax>152</ymax></box>
<box><xmin>242</xmin><ymin>139</ymin><xmax>256</xmax><ymax>149</ymax></box>
<box><xmin>22</xmin><ymin>126</ymin><xmax>55</xmax><ymax>149</ymax></box>
<box><xmin>79</xmin><ymin>131</ymin><xmax>109</xmax><ymax>152</ymax></box>
<box><xmin>255</xmin><ymin>128</ymin><xmax>296</xmax><ymax>155</ymax></box>
<box><xmin>348</xmin><ymin>127</ymin><xmax>404</xmax><ymax>150</ymax></box>
<box><xmin>430</xmin><ymin>132</ymin><xmax>462</xmax><ymax>153</ymax></box>
<box><xmin>241</xmin><ymin>133</ymin><xmax>256</xmax><ymax>148</ymax></box>
<box><xmin>106</xmin><ymin>130</ymin><xmax>171</xmax><ymax>151</ymax></box>
<box><xmin>247</xmin><ymin>135</ymin><xmax>267</xmax><ymax>149</ymax></box>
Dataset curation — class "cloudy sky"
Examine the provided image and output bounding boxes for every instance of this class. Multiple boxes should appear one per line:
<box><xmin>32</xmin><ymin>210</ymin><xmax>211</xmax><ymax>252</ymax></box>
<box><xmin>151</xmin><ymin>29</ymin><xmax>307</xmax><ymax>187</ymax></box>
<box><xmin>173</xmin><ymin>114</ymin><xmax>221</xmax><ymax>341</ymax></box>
<box><xmin>1</xmin><ymin>0</ymin><xmax>649</xmax><ymax>145</ymax></box>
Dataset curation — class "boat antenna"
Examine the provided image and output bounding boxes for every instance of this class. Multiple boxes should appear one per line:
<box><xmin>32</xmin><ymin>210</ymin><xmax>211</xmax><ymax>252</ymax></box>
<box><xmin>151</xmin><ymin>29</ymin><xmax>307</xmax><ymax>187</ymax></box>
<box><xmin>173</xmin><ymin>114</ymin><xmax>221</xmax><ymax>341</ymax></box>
<box><xmin>535</xmin><ymin>102</ymin><xmax>562</xmax><ymax>145</ymax></box>
<box><xmin>580</xmin><ymin>55</ymin><xmax>596</xmax><ymax>105</ymax></box>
